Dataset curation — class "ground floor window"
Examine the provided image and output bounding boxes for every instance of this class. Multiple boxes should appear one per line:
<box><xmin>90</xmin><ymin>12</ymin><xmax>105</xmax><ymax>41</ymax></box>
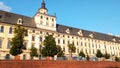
<box><xmin>5</xmin><ymin>54</ymin><xmax>10</xmax><ymax>60</ymax></box>
<box><xmin>23</xmin><ymin>54</ymin><xmax>26</xmax><ymax>60</ymax></box>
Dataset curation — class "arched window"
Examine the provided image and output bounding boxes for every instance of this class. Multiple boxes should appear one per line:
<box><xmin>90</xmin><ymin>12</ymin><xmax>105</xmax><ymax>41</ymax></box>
<box><xmin>9</xmin><ymin>27</ymin><xmax>12</xmax><ymax>34</ymax></box>
<box><xmin>40</xmin><ymin>16</ymin><xmax>43</xmax><ymax>19</ymax></box>
<box><xmin>17</xmin><ymin>18</ymin><xmax>23</xmax><ymax>25</ymax></box>
<box><xmin>0</xmin><ymin>26</ymin><xmax>4</xmax><ymax>32</ymax></box>
<box><xmin>5</xmin><ymin>54</ymin><xmax>10</xmax><ymax>60</ymax></box>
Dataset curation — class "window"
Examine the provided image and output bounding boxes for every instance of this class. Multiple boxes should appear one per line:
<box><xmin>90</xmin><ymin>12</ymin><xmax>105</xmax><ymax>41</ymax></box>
<box><xmin>0</xmin><ymin>15</ymin><xmax>2</xmax><ymax>18</ymax></box>
<box><xmin>7</xmin><ymin>40</ymin><xmax>11</xmax><ymax>49</ymax></box>
<box><xmin>58</xmin><ymin>34</ymin><xmax>60</xmax><ymax>37</ymax></box>
<box><xmin>58</xmin><ymin>39</ymin><xmax>60</xmax><ymax>44</ymax></box>
<box><xmin>46</xmin><ymin>22</ymin><xmax>49</xmax><ymax>26</ymax></box>
<box><xmin>63</xmin><ymin>46</ymin><xmax>65</xmax><ymax>52</ymax></box>
<box><xmin>23</xmin><ymin>41</ymin><xmax>27</xmax><ymax>49</ymax></box>
<box><xmin>52</xmin><ymin>33</ymin><xmax>54</xmax><ymax>35</ymax></box>
<box><xmin>81</xmin><ymin>42</ymin><xmax>83</xmax><ymax>46</ymax></box>
<box><xmin>92</xmin><ymin>44</ymin><xmax>94</xmax><ymax>48</ymax></box>
<box><xmin>68</xmin><ymin>36</ymin><xmax>69</xmax><ymax>38</ymax></box>
<box><xmin>5</xmin><ymin>54</ymin><xmax>10</xmax><ymax>60</ymax></box>
<box><xmin>63</xmin><ymin>40</ymin><xmax>65</xmax><ymax>44</ymax></box>
<box><xmin>9</xmin><ymin>27</ymin><xmax>12</xmax><ymax>34</ymax></box>
<box><xmin>39</xmin><ymin>45</ymin><xmax>42</xmax><ymax>50</ymax></box>
<box><xmin>52</xmin><ymin>19</ymin><xmax>54</xmax><ymax>22</ymax></box>
<box><xmin>40</xmin><ymin>31</ymin><xmax>42</xmax><ymax>34</ymax></box>
<box><xmin>40</xmin><ymin>16</ymin><xmax>43</xmax><ymax>19</ymax></box>
<box><xmin>32</xmin><ymin>36</ymin><xmax>35</xmax><ymax>41</ymax></box>
<box><xmin>31</xmin><ymin>43</ymin><xmax>35</xmax><ymax>48</ymax></box>
<box><xmin>0</xmin><ymin>39</ymin><xmax>2</xmax><ymax>48</ymax></box>
<box><xmin>46</xmin><ymin>32</ymin><xmax>49</xmax><ymax>35</ymax></box>
<box><xmin>52</xmin><ymin>23</ymin><xmax>54</xmax><ymax>27</ymax></box>
<box><xmin>0</xmin><ymin>26</ymin><xmax>4</xmax><ymax>32</ymax></box>
<box><xmin>72</xmin><ymin>41</ymin><xmax>74</xmax><ymax>45</ymax></box>
<box><xmin>85</xmin><ymin>43</ymin><xmax>87</xmax><ymax>47</ymax></box>
<box><xmin>32</xmin><ymin>30</ymin><xmax>35</xmax><ymax>33</ymax></box>
<box><xmin>17</xmin><ymin>18</ymin><xmax>23</xmax><ymax>25</ymax></box>
<box><xmin>40</xmin><ymin>21</ymin><xmax>43</xmax><ymax>25</ymax></box>
<box><xmin>40</xmin><ymin>37</ymin><xmax>42</xmax><ymax>42</ymax></box>
<box><xmin>46</xmin><ymin>17</ymin><xmax>48</xmax><ymax>20</ymax></box>
<box><xmin>68</xmin><ymin>40</ymin><xmax>70</xmax><ymax>44</ymax></box>
<box><xmin>23</xmin><ymin>54</ymin><xmax>26</xmax><ymax>60</ymax></box>
<box><xmin>77</xmin><ymin>41</ymin><xmax>79</xmax><ymax>46</ymax></box>
<box><xmin>77</xmin><ymin>49</ymin><xmax>79</xmax><ymax>53</ymax></box>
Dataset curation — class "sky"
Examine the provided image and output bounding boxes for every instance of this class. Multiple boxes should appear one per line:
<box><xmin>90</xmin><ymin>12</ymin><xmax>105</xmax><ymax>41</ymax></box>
<box><xmin>0</xmin><ymin>0</ymin><xmax>120</xmax><ymax>36</ymax></box>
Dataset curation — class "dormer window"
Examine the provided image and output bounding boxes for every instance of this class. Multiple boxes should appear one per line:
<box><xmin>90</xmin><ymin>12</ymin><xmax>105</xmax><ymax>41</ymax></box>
<box><xmin>89</xmin><ymin>34</ymin><xmax>94</xmax><ymax>38</ymax></box>
<box><xmin>78</xmin><ymin>30</ymin><xmax>83</xmax><ymax>36</ymax></box>
<box><xmin>66</xmin><ymin>28</ymin><xmax>70</xmax><ymax>34</ymax></box>
<box><xmin>17</xmin><ymin>18</ymin><xmax>23</xmax><ymax>25</ymax></box>
<box><xmin>112</xmin><ymin>38</ymin><xmax>116</xmax><ymax>42</ymax></box>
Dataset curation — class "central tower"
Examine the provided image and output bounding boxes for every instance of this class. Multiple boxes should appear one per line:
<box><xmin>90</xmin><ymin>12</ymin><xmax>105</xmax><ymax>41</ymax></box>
<box><xmin>34</xmin><ymin>0</ymin><xmax>56</xmax><ymax>31</ymax></box>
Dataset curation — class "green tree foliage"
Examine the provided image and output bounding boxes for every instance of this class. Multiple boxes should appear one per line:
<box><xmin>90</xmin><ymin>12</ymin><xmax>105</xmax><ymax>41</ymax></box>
<box><xmin>115</xmin><ymin>56</ymin><xmax>120</xmax><ymax>62</ymax></box>
<box><xmin>104</xmin><ymin>53</ymin><xmax>110</xmax><ymax>59</ymax></box>
<box><xmin>10</xmin><ymin>25</ymin><xmax>27</xmax><ymax>56</ymax></box>
<box><xmin>96</xmin><ymin>50</ymin><xmax>104</xmax><ymax>58</ymax></box>
<box><xmin>67</xmin><ymin>43</ymin><xmax>76</xmax><ymax>58</ymax></box>
<box><xmin>79</xmin><ymin>50</ymin><xmax>85</xmax><ymax>57</ymax></box>
<box><xmin>56</xmin><ymin>45</ymin><xmax>64</xmax><ymax>57</ymax></box>
<box><xmin>30</xmin><ymin>47</ymin><xmax>38</xmax><ymax>58</ymax></box>
<box><xmin>86</xmin><ymin>55</ymin><xmax>90</xmax><ymax>61</ymax></box>
<box><xmin>41</xmin><ymin>35</ymin><xmax>57</xmax><ymax>57</ymax></box>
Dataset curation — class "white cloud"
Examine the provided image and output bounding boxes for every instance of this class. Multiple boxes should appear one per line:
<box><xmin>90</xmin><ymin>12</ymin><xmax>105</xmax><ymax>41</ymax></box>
<box><xmin>0</xmin><ymin>2</ymin><xmax>11</xmax><ymax>12</ymax></box>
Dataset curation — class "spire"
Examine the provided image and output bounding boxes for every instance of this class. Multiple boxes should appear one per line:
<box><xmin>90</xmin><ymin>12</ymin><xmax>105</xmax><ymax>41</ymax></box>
<box><xmin>41</xmin><ymin>0</ymin><xmax>47</xmax><ymax>10</ymax></box>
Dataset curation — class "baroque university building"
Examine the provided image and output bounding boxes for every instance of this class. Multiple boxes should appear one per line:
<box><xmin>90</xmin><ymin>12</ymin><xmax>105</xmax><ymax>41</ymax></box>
<box><xmin>0</xmin><ymin>1</ymin><xmax>120</xmax><ymax>60</ymax></box>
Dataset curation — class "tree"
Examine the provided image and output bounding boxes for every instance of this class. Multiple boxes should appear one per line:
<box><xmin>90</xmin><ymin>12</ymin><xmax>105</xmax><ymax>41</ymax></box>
<box><xmin>79</xmin><ymin>50</ymin><xmax>85</xmax><ymax>57</ymax></box>
<box><xmin>30</xmin><ymin>47</ymin><xmax>38</xmax><ymax>59</ymax></box>
<box><xmin>115</xmin><ymin>56</ymin><xmax>120</xmax><ymax>62</ymax></box>
<box><xmin>96</xmin><ymin>50</ymin><xmax>104</xmax><ymax>58</ymax></box>
<box><xmin>56</xmin><ymin>45</ymin><xmax>64</xmax><ymax>57</ymax></box>
<box><xmin>104</xmin><ymin>53</ymin><xmax>110</xmax><ymax>59</ymax></box>
<box><xmin>10</xmin><ymin>25</ymin><xmax>27</xmax><ymax>56</ymax></box>
<box><xmin>41</xmin><ymin>35</ymin><xmax>58</xmax><ymax>57</ymax></box>
<box><xmin>86</xmin><ymin>55</ymin><xmax>90</xmax><ymax>61</ymax></box>
<box><xmin>67</xmin><ymin>43</ymin><xmax>76</xmax><ymax>59</ymax></box>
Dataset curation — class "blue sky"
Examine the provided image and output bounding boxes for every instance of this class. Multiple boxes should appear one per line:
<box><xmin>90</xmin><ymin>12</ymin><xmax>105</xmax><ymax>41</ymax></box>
<box><xmin>0</xmin><ymin>0</ymin><xmax>120</xmax><ymax>36</ymax></box>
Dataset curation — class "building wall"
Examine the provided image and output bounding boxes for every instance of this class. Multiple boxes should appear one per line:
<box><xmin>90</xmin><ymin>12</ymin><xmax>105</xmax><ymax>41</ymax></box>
<box><xmin>0</xmin><ymin>23</ymin><xmax>120</xmax><ymax>60</ymax></box>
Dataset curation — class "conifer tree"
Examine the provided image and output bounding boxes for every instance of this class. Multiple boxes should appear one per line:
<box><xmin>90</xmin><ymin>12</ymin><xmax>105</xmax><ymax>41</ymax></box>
<box><xmin>41</xmin><ymin>35</ymin><xmax>58</xmax><ymax>57</ymax></box>
<box><xmin>10</xmin><ymin>25</ymin><xmax>27</xmax><ymax>56</ymax></box>
<box><xmin>68</xmin><ymin>43</ymin><xmax>76</xmax><ymax>59</ymax></box>
<box><xmin>30</xmin><ymin>47</ymin><xmax>38</xmax><ymax>59</ymax></box>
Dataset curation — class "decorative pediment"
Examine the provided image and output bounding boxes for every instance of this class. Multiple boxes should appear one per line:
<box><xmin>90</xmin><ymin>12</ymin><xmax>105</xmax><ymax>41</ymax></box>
<box><xmin>89</xmin><ymin>34</ymin><xmax>94</xmax><ymax>38</ymax></box>
<box><xmin>112</xmin><ymin>38</ymin><xmax>116</xmax><ymax>42</ymax></box>
<box><xmin>78</xmin><ymin>30</ymin><xmax>83</xmax><ymax>36</ymax></box>
<box><xmin>66</xmin><ymin>28</ymin><xmax>70</xmax><ymax>34</ymax></box>
<box><xmin>119</xmin><ymin>40</ymin><xmax>120</xmax><ymax>42</ymax></box>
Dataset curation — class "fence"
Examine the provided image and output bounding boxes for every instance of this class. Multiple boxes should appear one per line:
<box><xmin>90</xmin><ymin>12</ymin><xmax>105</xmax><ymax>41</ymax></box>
<box><xmin>0</xmin><ymin>60</ymin><xmax>120</xmax><ymax>68</ymax></box>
